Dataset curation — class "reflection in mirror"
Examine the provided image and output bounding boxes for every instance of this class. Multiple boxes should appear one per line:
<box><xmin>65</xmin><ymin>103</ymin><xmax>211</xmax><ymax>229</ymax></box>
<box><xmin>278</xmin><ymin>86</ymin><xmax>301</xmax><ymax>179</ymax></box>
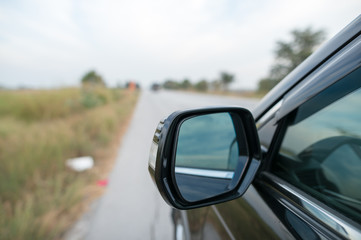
<box><xmin>174</xmin><ymin>112</ymin><xmax>246</xmax><ymax>202</ymax></box>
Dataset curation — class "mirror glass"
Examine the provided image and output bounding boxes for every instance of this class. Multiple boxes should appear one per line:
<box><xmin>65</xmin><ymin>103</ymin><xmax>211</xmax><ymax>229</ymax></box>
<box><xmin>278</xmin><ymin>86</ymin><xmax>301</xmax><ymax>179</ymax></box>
<box><xmin>174</xmin><ymin>112</ymin><xmax>246</xmax><ymax>202</ymax></box>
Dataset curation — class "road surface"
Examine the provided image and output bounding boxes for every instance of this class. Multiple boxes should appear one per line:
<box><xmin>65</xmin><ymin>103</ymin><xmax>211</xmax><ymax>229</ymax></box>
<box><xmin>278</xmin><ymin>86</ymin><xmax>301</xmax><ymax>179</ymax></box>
<box><xmin>82</xmin><ymin>90</ymin><xmax>259</xmax><ymax>240</ymax></box>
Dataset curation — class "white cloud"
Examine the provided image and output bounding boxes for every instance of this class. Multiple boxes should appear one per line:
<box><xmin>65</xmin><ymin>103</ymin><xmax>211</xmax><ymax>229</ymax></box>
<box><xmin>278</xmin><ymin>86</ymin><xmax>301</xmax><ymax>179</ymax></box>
<box><xmin>0</xmin><ymin>0</ymin><xmax>360</xmax><ymax>89</ymax></box>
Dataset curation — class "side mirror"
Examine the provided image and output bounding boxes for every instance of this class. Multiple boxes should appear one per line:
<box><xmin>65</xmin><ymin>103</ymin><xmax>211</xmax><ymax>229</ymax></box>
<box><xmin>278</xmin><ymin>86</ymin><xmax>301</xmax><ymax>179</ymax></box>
<box><xmin>148</xmin><ymin>107</ymin><xmax>261</xmax><ymax>209</ymax></box>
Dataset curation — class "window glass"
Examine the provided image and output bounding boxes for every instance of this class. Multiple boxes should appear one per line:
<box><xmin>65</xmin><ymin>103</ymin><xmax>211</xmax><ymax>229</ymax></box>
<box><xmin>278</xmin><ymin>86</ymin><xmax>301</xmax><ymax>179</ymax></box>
<box><xmin>273</xmin><ymin>68</ymin><xmax>361</xmax><ymax>224</ymax></box>
<box><xmin>281</xmin><ymin>88</ymin><xmax>361</xmax><ymax>156</ymax></box>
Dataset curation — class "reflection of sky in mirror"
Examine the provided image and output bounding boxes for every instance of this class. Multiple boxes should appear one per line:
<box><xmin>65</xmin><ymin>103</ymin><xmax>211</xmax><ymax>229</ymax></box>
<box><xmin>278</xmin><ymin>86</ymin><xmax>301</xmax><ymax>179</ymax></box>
<box><xmin>282</xmin><ymin>87</ymin><xmax>361</xmax><ymax>155</ymax></box>
<box><xmin>176</xmin><ymin>113</ymin><xmax>236</xmax><ymax>170</ymax></box>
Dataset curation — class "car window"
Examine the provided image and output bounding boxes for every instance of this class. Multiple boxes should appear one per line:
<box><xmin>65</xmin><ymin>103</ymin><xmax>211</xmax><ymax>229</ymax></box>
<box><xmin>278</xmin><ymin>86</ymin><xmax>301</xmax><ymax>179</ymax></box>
<box><xmin>272</xmin><ymin>67</ymin><xmax>361</xmax><ymax>224</ymax></box>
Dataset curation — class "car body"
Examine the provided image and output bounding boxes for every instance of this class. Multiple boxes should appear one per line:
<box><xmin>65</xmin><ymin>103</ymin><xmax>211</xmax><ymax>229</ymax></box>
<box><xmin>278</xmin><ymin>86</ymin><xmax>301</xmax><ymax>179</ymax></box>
<box><xmin>149</xmin><ymin>15</ymin><xmax>361</xmax><ymax>239</ymax></box>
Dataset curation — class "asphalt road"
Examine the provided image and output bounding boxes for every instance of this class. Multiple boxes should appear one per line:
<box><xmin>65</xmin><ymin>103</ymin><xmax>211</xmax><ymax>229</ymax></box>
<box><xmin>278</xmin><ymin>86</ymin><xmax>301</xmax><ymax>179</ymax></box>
<box><xmin>83</xmin><ymin>90</ymin><xmax>259</xmax><ymax>240</ymax></box>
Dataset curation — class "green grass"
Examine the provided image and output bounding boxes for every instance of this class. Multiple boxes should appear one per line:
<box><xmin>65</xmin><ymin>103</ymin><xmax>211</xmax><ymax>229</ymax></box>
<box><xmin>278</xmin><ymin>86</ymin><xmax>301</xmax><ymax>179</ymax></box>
<box><xmin>0</xmin><ymin>87</ymin><xmax>139</xmax><ymax>240</ymax></box>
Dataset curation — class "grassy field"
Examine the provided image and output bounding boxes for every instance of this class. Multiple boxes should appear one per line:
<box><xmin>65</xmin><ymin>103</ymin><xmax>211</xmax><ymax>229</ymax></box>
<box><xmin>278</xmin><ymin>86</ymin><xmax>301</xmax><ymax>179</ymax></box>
<box><xmin>0</xmin><ymin>87</ymin><xmax>139</xmax><ymax>240</ymax></box>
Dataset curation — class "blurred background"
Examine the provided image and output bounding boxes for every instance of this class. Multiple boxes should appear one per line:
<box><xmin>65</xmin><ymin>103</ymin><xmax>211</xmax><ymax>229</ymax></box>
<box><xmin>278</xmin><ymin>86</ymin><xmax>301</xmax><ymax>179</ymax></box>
<box><xmin>0</xmin><ymin>0</ymin><xmax>360</xmax><ymax>239</ymax></box>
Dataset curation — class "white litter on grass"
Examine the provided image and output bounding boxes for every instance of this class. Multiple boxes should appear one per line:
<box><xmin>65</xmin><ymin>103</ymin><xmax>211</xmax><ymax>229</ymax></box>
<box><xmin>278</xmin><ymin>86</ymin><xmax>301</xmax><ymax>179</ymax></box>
<box><xmin>66</xmin><ymin>156</ymin><xmax>94</xmax><ymax>172</ymax></box>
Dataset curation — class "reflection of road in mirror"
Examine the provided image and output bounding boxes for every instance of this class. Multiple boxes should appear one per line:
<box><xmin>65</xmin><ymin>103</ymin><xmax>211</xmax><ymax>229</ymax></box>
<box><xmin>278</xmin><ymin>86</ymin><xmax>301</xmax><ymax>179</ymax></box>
<box><xmin>175</xmin><ymin>172</ymin><xmax>232</xmax><ymax>202</ymax></box>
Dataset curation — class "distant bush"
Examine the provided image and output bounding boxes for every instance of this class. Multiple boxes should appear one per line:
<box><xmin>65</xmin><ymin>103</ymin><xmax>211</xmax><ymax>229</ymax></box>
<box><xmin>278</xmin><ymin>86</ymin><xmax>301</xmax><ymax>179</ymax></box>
<box><xmin>81</xmin><ymin>87</ymin><xmax>113</xmax><ymax>109</ymax></box>
<box><xmin>81</xmin><ymin>70</ymin><xmax>106</xmax><ymax>87</ymax></box>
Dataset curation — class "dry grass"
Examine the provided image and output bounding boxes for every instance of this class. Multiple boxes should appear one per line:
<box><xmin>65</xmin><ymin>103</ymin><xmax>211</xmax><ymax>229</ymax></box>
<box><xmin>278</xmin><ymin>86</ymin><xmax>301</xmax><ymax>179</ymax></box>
<box><xmin>0</xmin><ymin>88</ymin><xmax>139</xmax><ymax>240</ymax></box>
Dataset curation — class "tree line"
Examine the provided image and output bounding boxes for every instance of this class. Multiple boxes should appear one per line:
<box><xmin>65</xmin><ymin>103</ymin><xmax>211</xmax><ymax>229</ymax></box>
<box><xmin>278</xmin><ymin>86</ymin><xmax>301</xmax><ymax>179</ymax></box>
<box><xmin>157</xmin><ymin>27</ymin><xmax>325</xmax><ymax>94</ymax></box>
<box><xmin>157</xmin><ymin>72</ymin><xmax>235</xmax><ymax>92</ymax></box>
<box><xmin>81</xmin><ymin>27</ymin><xmax>325</xmax><ymax>95</ymax></box>
<box><xmin>81</xmin><ymin>70</ymin><xmax>140</xmax><ymax>89</ymax></box>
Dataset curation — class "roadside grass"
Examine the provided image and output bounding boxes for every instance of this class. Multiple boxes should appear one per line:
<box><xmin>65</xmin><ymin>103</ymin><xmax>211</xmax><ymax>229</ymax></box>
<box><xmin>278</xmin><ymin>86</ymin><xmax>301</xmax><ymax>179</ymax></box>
<box><xmin>0</xmin><ymin>88</ymin><xmax>139</xmax><ymax>240</ymax></box>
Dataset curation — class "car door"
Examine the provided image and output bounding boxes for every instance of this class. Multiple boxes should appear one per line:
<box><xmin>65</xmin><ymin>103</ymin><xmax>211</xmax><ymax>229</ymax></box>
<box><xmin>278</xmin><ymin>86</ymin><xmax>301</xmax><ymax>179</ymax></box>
<box><xmin>199</xmin><ymin>32</ymin><xmax>361</xmax><ymax>239</ymax></box>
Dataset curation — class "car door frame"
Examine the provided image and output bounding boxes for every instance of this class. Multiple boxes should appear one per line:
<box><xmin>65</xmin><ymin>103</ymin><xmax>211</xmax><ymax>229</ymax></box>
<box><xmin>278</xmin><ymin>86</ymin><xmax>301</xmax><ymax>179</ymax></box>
<box><xmin>253</xmin><ymin>32</ymin><xmax>361</xmax><ymax>239</ymax></box>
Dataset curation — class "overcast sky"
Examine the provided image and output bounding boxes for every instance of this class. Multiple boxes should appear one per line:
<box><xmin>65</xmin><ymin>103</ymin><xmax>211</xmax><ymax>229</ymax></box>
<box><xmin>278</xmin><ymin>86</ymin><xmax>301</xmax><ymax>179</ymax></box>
<box><xmin>0</xmin><ymin>0</ymin><xmax>360</xmax><ymax>90</ymax></box>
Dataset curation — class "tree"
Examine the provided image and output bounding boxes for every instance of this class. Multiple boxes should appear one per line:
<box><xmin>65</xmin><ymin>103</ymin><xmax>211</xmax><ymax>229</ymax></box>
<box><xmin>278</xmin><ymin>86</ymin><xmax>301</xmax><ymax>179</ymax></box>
<box><xmin>194</xmin><ymin>80</ymin><xmax>208</xmax><ymax>92</ymax></box>
<box><xmin>258</xmin><ymin>78</ymin><xmax>279</xmax><ymax>92</ymax></box>
<box><xmin>258</xmin><ymin>27</ymin><xmax>325</xmax><ymax>92</ymax></box>
<box><xmin>180</xmin><ymin>79</ymin><xmax>192</xmax><ymax>89</ymax></box>
<box><xmin>81</xmin><ymin>70</ymin><xmax>106</xmax><ymax>87</ymax></box>
<box><xmin>163</xmin><ymin>79</ymin><xmax>180</xmax><ymax>89</ymax></box>
<box><xmin>211</xmin><ymin>80</ymin><xmax>222</xmax><ymax>91</ymax></box>
<box><xmin>220</xmin><ymin>72</ymin><xmax>234</xmax><ymax>91</ymax></box>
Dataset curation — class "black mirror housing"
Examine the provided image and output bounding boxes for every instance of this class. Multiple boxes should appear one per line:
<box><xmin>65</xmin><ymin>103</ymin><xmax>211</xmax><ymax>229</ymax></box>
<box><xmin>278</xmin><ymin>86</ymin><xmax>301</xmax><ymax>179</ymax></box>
<box><xmin>148</xmin><ymin>107</ymin><xmax>261</xmax><ymax>209</ymax></box>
